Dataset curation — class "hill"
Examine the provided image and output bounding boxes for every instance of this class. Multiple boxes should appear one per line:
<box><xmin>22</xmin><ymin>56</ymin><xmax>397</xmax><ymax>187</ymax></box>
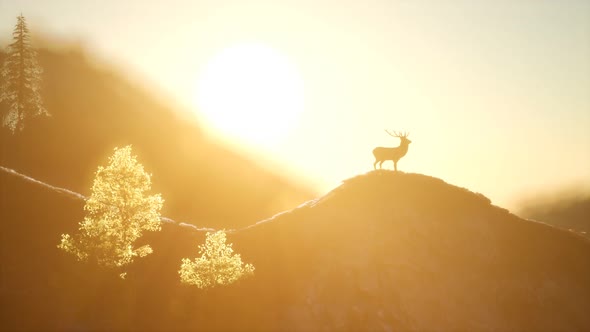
<box><xmin>230</xmin><ymin>171</ymin><xmax>590</xmax><ymax>331</ymax></box>
<box><xmin>1</xmin><ymin>170</ymin><xmax>589</xmax><ymax>331</ymax></box>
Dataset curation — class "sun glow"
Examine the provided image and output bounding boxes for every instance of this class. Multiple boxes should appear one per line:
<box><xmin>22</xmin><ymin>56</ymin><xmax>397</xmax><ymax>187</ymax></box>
<box><xmin>195</xmin><ymin>43</ymin><xmax>304</xmax><ymax>148</ymax></box>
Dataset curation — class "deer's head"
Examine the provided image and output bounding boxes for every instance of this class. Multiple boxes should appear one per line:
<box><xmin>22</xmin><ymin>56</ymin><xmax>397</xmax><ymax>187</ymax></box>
<box><xmin>385</xmin><ymin>130</ymin><xmax>411</xmax><ymax>145</ymax></box>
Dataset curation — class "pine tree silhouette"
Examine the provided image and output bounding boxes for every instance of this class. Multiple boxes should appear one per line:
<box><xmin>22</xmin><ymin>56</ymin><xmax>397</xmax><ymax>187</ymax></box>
<box><xmin>0</xmin><ymin>14</ymin><xmax>48</xmax><ymax>132</ymax></box>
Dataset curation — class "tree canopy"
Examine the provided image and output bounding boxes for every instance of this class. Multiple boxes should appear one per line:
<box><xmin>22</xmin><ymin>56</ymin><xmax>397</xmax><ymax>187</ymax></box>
<box><xmin>58</xmin><ymin>145</ymin><xmax>164</xmax><ymax>271</ymax></box>
<box><xmin>179</xmin><ymin>230</ymin><xmax>255</xmax><ymax>289</ymax></box>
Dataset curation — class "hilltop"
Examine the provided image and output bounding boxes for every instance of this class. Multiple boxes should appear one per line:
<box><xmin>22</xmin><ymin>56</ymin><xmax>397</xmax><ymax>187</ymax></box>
<box><xmin>2</xmin><ymin>169</ymin><xmax>589</xmax><ymax>331</ymax></box>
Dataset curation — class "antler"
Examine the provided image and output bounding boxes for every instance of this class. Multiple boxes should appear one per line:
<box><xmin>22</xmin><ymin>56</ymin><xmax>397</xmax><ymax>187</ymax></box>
<box><xmin>385</xmin><ymin>130</ymin><xmax>409</xmax><ymax>138</ymax></box>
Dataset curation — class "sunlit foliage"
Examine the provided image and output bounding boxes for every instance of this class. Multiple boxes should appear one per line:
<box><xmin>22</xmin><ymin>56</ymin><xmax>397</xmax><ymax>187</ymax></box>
<box><xmin>0</xmin><ymin>14</ymin><xmax>48</xmax><ymax>132</ymax></box>
<box><xmin>58</xmin><ymin>146</ymin><xmax>163</xmax><ymax>270</ymax></box>
<box><xmin>179</xmin><ymin>231</ymin><xmax>255</xmax><ymax>289</ymax></box>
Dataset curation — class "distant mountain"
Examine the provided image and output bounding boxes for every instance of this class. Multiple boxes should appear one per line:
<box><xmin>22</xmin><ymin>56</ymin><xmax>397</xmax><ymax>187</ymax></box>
<box><xmin>0</xmin><ymin>48</ymin><xmax>313</xmax><ymax>229</ymax></box>
<box><xmin>517</xmin><ymin>191</ymin><xmax>590</xmax><ymax>238</ymax></box>
<box><xmin>1</xmin><ymin>169</ymin><xmax>589</xmax><ymax>331</ymax></box>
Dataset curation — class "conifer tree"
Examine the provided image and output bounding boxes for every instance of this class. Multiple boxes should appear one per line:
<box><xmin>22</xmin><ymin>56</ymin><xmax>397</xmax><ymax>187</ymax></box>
<box><xmin>0</xmin><ymin>14</ymin><xmax>48</xmax><ymax>132</ymax></box>
<box><xmin>58</xmin><ymin>146</ymin><xmax>164</xmax><ymax>273</ymax></box>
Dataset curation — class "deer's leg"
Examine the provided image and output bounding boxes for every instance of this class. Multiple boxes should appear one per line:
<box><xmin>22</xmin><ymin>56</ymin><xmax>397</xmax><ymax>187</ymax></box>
<box><xmin>373</xmin><ymin>160</ymin><xmax>378</xmax><ymax>170</ymax></box>
<box><xmin>379</xmin><ymin>161</ymin><xmax>384</xmax><ymax>169</ymax></box>
<box><xmin>394</xmin><ymin>161</ymin><xmax>398</xmax><ymax>171</ymax></box>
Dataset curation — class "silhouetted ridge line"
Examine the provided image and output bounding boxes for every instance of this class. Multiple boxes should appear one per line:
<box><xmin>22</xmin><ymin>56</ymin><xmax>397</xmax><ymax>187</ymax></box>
<box><xmin>1</xmin><ymin>166</ymin><xmax>87</xmax><ymax>201</ymax></box>
<box><xmin>0</xmin><ymin>166</ymin><xmax>217</xmax><ymax>233</ymax></box>
<box><xmin>3</xmin><ymin>166</ymin><xmax>489</xmax><ymax>235</ymax></box>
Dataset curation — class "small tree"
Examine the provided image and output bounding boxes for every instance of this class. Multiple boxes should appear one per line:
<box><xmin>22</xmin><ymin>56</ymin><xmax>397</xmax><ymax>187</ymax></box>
<box><xmin>179</xmin><ymin>231</ymin><xmax>255</xmax><ymax>289</ymax></box>
<box><xmin>58</xmin><ymin>146</ymin><xmax>163</xmax><ymax>272</ymax></box>
<box><xmin>0</xmin><ymin>14</ymin><xmax>48</xmax><ymax>132</ymax></box>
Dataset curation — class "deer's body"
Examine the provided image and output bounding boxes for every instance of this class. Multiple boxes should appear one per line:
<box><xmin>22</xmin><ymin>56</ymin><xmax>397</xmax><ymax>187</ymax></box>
<box><xmin>373</xmin><ymin>130</ymin><xmax>411</xmax><ymax>171</ymax></box>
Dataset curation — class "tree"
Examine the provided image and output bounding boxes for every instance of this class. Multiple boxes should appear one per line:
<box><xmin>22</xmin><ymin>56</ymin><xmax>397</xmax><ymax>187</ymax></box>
<box><xmin>0</xmin><ymin>14</ymin><xmax>48</xmax><ymax>132</ymax></box>
<box><xmin>58</xmin><ymin>146</ymin><xmax>164</xmax><ymax>272</ymax></box>
<box><xmin>179</xmin><ymin>231</ymin><xmax>255</xmax><ymax>289</ymax></box>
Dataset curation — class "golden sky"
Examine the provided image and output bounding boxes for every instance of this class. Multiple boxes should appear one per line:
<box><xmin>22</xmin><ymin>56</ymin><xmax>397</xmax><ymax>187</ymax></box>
<box><xmin>2</xmin><ymin>0</ymin><xmax>589</xmax><ymax>209</ymax></box>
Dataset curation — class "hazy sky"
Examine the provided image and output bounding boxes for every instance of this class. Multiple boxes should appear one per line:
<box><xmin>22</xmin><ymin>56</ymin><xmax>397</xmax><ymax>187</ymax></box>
<box><xmin>1</xmin><ymin>0</ymin><xmax>589</xmax><ymax>209</ymax></box>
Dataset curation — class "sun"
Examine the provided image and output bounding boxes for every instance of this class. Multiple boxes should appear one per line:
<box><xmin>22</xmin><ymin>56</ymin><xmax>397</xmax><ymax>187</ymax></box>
<box><xmin>195</xmin><ymin>42</ymin><xmax>304</xmax><ymax>148</ymax></box>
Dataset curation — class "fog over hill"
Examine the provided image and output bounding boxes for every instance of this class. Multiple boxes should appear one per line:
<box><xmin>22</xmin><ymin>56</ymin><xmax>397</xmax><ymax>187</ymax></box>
<box><xmin>517</xmin><ymin>189</ymin><xmax>590</xmax><ymax>239</ymax></box>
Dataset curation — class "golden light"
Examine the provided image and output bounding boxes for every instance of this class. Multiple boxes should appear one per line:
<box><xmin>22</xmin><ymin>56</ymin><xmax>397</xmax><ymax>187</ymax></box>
<box><xmin>195</xmin><ymin>42</ymin><xmax>304</xmax><ymax>148</ymax></box>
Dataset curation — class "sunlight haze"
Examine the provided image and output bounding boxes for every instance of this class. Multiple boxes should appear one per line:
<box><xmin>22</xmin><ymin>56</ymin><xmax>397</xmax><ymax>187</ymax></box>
<box><xmin>2</xmin><ymin>0</ymin><xmax>589</xmax><ymax>209</ymax></box>
<box><xmin>196</xmin><ymin>42</ymin><xmax>305</xmax><ymax>147</ymax></box>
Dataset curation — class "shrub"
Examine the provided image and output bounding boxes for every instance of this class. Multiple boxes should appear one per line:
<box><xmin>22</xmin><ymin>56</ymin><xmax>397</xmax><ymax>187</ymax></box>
<box><xmin>179</xmin><ymin>230</ymin><xmax>254</xmax><ymax>289</ymax></box>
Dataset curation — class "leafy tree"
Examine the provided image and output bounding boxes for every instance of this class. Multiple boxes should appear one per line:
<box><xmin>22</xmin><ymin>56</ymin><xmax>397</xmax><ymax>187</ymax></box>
<box><xmin>0</xmin><ymin>14</ymin><xmax>48</xmax><ymax>132</ymax></box>
<box><xmin>58</xmin><ymin>146</ymin><xmax>164</xmax><ymax>272</ymax></box>
<box><xmin>179</xmin><ymin>231</ymin><xmax>255</xmax><ymax>289</ymax></box>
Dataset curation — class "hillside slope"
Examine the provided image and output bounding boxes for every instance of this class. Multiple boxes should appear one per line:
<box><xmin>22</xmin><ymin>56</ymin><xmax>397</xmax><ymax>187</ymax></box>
<box><xmin>1</xmin><ymin>170</ymin><xmax>589</xmax><ymax>331</ymax></box>
<box><xmin>229</xmin><ymin>171</ymin><xmax>590</xmax><ymax>331</ymax></box>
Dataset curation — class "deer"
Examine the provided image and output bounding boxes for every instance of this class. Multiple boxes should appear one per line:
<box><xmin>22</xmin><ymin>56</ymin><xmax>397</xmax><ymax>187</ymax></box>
<box><xmin>373</xmin><ymin>130</ymin><xmax>411</xmax><ymax>171</ymax></box>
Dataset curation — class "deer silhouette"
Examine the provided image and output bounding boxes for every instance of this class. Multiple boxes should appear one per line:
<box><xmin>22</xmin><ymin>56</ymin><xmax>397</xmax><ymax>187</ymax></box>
<box><xmin>373</xmin><ymin>130</ymin><xmax>411</xmax><ymax>171</ymax></box>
